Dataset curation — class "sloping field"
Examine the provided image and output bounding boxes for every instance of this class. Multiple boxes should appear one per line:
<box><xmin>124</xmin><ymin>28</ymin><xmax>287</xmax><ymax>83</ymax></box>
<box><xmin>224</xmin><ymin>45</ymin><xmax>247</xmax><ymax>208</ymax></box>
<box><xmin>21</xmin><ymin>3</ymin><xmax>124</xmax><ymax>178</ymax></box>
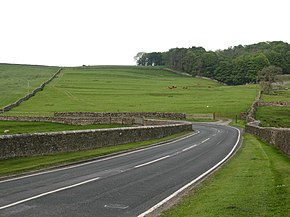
<box><xmin>6</xmin><ymin>66</ymin><xmax>257</xmax><ymax>117</ymax></box>
<box><xmin>0</xmin><ymin>64</ymin><xmax>59</xmax><ymax>108</ymax></box>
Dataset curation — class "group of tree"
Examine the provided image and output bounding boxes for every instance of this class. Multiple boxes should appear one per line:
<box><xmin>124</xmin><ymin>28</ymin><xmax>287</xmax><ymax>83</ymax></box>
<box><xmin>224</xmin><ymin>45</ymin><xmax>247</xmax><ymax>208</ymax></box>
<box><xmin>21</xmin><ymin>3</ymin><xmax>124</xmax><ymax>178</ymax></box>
<box><xmin>135</xmin><ymin>41</ymin><xmax>290</xmax><ymax>85</ymax></box>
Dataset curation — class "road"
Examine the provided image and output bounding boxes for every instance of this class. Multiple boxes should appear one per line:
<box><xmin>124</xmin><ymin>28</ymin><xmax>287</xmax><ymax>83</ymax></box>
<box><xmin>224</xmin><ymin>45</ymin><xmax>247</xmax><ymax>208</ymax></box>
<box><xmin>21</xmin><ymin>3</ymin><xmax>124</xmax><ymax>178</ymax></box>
<box><xmin>0</xmin><ymin>123</ymin><xmax>240</xmax><ymax>217</ymax></box>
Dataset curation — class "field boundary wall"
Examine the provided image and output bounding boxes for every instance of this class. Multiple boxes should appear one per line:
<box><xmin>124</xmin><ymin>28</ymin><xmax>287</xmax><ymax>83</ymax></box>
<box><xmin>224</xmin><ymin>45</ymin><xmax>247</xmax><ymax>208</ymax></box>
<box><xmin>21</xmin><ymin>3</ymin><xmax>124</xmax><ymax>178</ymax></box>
<box><xmin>245</xmin><ymin>91</ymin><xmax>290</xmax><ymax>156</ymax></box>
<box><xmin>0</xmin><ymin>118</ymin><xmax>193</xmax><ymax>159</ymax></box>
<box><xmin>54</xmin><ymin>112</ymin><xmax>186</xmax><ymax>120</ymax></box>
<box><xmin>0</xmin><ymin>68</ymin><xmax>62</xmax><ymax>113</ymax></box>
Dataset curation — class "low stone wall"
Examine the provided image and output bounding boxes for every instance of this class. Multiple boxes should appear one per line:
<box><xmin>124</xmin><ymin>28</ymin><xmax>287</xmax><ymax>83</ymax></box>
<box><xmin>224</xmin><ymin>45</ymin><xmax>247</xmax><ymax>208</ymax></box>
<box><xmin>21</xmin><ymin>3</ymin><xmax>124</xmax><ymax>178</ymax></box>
<box><xmin>0</xmin><ymin>68</ymin><xmax>62</xmax><ymax>113</ymax></box>
<box><xmin>258</xmin><ymin>101</ymin><xmax>290</xmax><ymax>107</ymax></box>
<box><xmin>0</xmin><ymin>121</ymin><xmax>193</xmax><ymax>160</ymax></box>
<box><xmin>0</xmin><ymin>116</ymin><xmax>142</xmax><ymax>126</ymax></box>
<box><xmin>246</xmin><ymin>91</ymin><xmax>261</xmax><ymax>123</ymax></box>
<box><xmin>245</xmin><ymin>123</ymin><xmax>290</xmax><ymax>156</ymax></box>
<box><xmin>54</xmin><ymin>112</ymin><xmax>186</xmax><ymax>120</ymax></box>
<box><xmin>245</xmin><ymin>90</ymin><xmax>290</xmax><ymax>156</ymax></box>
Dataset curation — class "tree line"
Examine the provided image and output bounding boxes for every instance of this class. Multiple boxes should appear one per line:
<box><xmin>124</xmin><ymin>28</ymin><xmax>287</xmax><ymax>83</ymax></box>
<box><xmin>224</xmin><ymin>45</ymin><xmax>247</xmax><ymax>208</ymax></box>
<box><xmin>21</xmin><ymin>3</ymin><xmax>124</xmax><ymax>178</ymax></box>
<box><xmin>134</xmin><ymin>41</ymin><xmax>290</xmax><ymax>85</ymax></box>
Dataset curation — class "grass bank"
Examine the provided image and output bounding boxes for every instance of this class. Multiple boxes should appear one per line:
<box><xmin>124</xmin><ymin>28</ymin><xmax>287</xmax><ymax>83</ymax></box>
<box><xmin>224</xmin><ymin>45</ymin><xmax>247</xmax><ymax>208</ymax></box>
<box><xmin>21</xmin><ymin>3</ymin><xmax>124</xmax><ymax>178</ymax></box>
<box><xmin>0</xmin><ymin>131</ymin><xmax>191</xmax><ymax>177</ymax></box>
<box><xmin>161</xmin><ymin>133</ymin><xmax>290</xmax><ymax>217</ymax></box>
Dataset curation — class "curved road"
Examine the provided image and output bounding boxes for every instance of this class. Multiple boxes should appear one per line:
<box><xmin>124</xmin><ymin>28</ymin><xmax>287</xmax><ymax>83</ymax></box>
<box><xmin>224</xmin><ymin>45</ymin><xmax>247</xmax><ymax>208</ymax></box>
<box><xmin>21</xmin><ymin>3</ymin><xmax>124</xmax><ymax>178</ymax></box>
<box><xmin>0</xmin><ymin>123</ymin><xmax>240</xmax><ymax>217</ymax></box>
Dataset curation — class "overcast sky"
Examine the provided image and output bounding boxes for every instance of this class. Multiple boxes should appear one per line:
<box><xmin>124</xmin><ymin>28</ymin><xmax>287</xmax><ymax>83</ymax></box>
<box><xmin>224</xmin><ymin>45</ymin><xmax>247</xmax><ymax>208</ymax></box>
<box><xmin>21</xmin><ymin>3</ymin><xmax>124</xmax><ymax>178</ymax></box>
<box><xmin>1</xmin><ymin>0</ymin><xmax>289</xmax><ymax>66</ymax></box>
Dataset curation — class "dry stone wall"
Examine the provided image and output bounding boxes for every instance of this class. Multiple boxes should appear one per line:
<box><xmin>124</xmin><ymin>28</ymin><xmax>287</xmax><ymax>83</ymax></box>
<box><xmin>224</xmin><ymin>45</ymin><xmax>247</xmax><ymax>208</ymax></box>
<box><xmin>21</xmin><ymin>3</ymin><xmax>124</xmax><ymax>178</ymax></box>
<box><xmin>245</xmin><ymin>91</ymin><xmax>290</xmax><ymax>156</ymax></box>
<box><xmin>54</xmin><ymin>112</ymin><xmax>186</xmax><ymax>120</ymax></box>
<box><xmin>245</xmin><ymin>123</ymin><xmax>290</xmax><ymax>156</ymax></box>
<box><xmin>258</xmin><ymin>101</ymin><xmax>290</xmax><ymax>107</ymax></box>
<box><xmin>0</xmin><ymin>116</ymin><xmax>141</xmax><ymax>126</ymax></box>
<box><xmin>0</xmin><ymin>68</ymin><xmax>62</xmax><ymax>113</ymax></box>
<box><xmin>0</xmin><ymin>119</ymin><xmax>192</xmax><ymax>160</ymax></box>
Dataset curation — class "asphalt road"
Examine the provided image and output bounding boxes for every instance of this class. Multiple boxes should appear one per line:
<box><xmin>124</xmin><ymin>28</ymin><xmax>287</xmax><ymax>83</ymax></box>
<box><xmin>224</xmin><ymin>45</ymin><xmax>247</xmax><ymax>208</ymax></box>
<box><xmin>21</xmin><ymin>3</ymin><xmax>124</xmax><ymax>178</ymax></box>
<box><xmin>0</xmin><ymin>123</ymin><xmax>240</xmax><ymax>217</ymax></box>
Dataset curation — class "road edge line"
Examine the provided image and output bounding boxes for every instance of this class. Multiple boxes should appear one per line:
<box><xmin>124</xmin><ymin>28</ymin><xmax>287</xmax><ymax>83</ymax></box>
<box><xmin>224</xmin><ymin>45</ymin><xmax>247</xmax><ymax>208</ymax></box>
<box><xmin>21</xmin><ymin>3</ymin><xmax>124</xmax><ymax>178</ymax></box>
<box><xmin>137</xmin><ymin>126</ymin><xmax>241</xmax><ymax>217</ymax></box>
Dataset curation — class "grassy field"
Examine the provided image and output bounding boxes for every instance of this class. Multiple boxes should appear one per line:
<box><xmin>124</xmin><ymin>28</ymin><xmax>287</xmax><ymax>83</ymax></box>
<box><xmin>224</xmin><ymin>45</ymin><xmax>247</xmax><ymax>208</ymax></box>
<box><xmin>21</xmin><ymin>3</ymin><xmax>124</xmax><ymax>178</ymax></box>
<box><xmin>257</xmin><ymin>87</ymin><xmax>290</xmax><ymax>128</ymax></box>
<box><xmin>261</xmin><ymin>88</ymin><xmax>290</xmax><ymax>102</ymax></box>
<box><xmin>0</xmin><ymin>121</ymin><xmax>125</xmax><ymax>135</ymax></box>
<box><xmin>256</xmin><ymin>107</ymin><xmax>290</xmax><ymax>128</ymax></box>
<box><xmin>161</xmin><ymin>134</ymin><xmax>290</xmax><ymax>217</ymax></box>
<box><xmin>0</xmin><ymin>65</ymin><xmax>289</xmax><ymax>217</ymax></box>
<box><xmin>0</xmin><ymin>64</ymin><xmax>59</xmax><ymax>108</ymax></box>
<box><xmin>6</xmin><ymin>67</ymin><xmax>257</xmax><ymax>118</ymax></box>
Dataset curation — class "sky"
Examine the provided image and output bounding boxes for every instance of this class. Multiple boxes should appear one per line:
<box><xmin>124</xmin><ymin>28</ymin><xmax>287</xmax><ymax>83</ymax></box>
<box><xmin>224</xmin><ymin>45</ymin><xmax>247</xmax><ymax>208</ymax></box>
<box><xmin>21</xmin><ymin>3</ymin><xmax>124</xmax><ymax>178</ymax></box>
<box><xmin>1</xmin><ymin>0</ymin><xmax>289</xmax><ymax>66</ymax></box>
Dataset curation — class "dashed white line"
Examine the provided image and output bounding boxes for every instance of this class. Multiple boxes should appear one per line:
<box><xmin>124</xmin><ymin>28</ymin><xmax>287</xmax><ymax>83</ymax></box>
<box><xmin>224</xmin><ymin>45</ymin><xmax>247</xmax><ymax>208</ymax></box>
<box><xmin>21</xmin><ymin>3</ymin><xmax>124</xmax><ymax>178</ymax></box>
<box><xmin>137</xmin><ymin>126</ymin><xmax>241</xmax><ymax>217</ymax></box>
<box><xmin>134</xmin><ymin>155</ymin><xmax>170</xmax><ymax>168</ymax></box>
<box><xmin>0</xmin><ymin>132</ymin><xmax>199</xmax><ymax>184</ymax></box>
<box><xmin>182</xmin><ymin>144</ymin><xmax>197</xmax><ymax>152</ymax></box>
<box><xmin>201</xmin><ymin>138</ymin><xmax>210</xmax><ymax>143</ymax></box>
<box><xmin>0</xmin><ymin>177</ymin><xmax>100</xmax><ymax>210</ymax></box>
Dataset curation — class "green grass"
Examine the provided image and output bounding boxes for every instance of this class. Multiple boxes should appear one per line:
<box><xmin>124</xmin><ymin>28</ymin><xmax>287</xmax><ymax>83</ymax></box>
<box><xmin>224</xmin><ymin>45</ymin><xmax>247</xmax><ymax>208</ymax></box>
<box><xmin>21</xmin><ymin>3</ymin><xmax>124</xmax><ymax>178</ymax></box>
<box><xmin>256</xmin><ymin>107</ymin><xmax>290</xmax><ymax>128</ymax></box>
<box><xmin>261</xmin><ymin>89</ymin><xmax>290</xmax><ymax>102</ymax></box>
<box><xmin>0</xmin><ymin>121</ymin><xmax>125</xmax><ymax>135</ymax></box>
<box><xmin>0</xmin><ymin>131</ymin><xmax>190</xmax><ymax>177</ymax></box>
<box><xmin>7</xmin><ymin>67</ymin><xmax>257</xmax><ymax>118</ymax></box>
<box><xmin>161</xmin><ymin>134</ymin><xmax>290</xmax><ymax>217</ymax></box>
<box><xmin>258</xmin><ymin>88</ymin><xmax>290</xmax><ymax>127</ymax></box>
<box><xmin>0</xmin><ymin>64</ymin><xmax>59</xmax><ymax>107</ymax></box>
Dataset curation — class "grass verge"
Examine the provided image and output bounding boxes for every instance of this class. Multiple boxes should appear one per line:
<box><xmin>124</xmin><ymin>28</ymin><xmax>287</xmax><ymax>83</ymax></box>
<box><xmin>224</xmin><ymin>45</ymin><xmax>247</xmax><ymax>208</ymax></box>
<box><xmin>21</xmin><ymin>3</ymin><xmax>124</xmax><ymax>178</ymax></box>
<box><xmin>161</xmin><ymin>133</ymin><xmax>290</xmax><ymax>217</ymax></box>
<box><xmin>0</xmin><ymin>131</ymin><xmax>191</xmax><ymax>177</ymax></box>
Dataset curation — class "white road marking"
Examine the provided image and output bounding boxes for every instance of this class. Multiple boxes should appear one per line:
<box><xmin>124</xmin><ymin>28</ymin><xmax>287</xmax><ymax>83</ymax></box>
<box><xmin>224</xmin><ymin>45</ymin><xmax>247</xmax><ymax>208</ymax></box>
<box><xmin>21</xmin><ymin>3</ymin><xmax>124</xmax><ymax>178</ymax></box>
<box><xmin>0</xmin><ymin>177</ymin><xmax>100</xmax><ymax>210</ymax></box>
<box><xmin>182</xmin><ymin>144</ymin><xmax>197</xmax><ymax>152</ymax></box>
<box><xmin>104</xmin><ymin>204</ymin><xmax>129</xmax><ymax>209</ymax></box>
<box><xmin>0</xmin><ymin>132</ymin><xmax>199</xmax><ymax>184</ymax></box>
<box><xmin>134</xmin><ymin>155</ymin><xmax>170</xmax><ymax>168</ymax></box>
<box><xmin>137</xmin><ymin>126</ymin><xmax>241</xmax><ymax>217</ymax></box>
<box><xmin>201</xmin><ymin>138</ymin><xmax>210</xmax><ymax>143</ymax></box>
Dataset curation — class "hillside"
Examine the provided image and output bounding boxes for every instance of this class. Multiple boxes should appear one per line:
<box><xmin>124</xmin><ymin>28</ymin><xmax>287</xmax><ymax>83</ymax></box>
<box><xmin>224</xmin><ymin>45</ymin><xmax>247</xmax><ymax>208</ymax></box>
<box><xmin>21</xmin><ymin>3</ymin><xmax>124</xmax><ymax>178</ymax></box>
<box><xmin>4</xmin><ymin>66</ymin><xmax>257</xmax><ymax>118</ymax></box>
<box><xmin>0</xmin><ymin>63</ymin><xmax>59</xmax><ymax>108</ymax></box>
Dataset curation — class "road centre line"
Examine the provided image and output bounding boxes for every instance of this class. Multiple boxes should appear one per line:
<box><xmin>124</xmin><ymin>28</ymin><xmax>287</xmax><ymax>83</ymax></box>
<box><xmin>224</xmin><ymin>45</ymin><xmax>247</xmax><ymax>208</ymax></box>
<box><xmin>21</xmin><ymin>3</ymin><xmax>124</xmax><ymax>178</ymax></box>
<box><xmin>134</xmin><ymin>155</ymin><xmax>170</xmax><ymax>168</ymax></box>
<box><xmin>201</xmin><ymin>138</ymin><xmax>210</xmax><ymax>143</ymax></box>
<box><xmin>137</xmin><ymin>126</ymin><xmax>241</xmax><ymax>217</ymax></box>
<box><xmin>0</xmin><ymin>131</ymin><xmax>199</xmax><ymax>184</ymax></box>
<box><xmin>0</xmin><ymin>177</ymin><xmax>100</xmax><ymax>211</ymax></box>
<box><xmin>182</xmin><ymin>144</ymin><xmax>197</xmax><ymax>152</ymax></box>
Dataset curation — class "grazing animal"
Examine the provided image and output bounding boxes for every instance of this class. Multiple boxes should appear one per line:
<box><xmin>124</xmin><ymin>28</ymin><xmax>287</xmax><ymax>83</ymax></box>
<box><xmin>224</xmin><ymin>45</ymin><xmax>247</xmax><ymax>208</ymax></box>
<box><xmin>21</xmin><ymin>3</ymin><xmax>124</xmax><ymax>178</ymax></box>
<box><xmin>4</xmin><ymin>130</ymin><xmax>10</xmax><ymax>134</ymax></box>
<box><xmin>168</xmin><ymin>85</ymin><xmax>177</xmax><ymax>89</ymax></box>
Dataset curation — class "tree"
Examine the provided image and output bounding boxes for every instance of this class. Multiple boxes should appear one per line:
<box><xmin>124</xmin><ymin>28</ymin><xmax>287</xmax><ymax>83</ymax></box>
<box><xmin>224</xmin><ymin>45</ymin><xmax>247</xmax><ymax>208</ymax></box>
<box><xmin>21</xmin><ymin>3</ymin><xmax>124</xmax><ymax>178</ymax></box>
<box><xmin>258</xmin><ymin>65</ymin><xmax>282</xmax><ymax>94</ymax></box>
<box><xmin>134</xmin><ymin>52</ymin><xmax>146</xmax><ymax>65</ymax></box>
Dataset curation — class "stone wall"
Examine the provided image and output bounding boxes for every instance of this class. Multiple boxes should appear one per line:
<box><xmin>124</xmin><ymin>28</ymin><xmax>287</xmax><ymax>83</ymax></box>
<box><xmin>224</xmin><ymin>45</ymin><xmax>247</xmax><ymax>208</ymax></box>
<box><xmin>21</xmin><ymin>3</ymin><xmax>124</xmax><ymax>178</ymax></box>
<box><xmin>0</xmin><ymin>116</ymin><xmax>141</xmax><ymax>126</ymax></box>
<box><xmin>0</xmin><ymin>68</ymin><xmax>62</xmax><ymax>113</ymax></box>
<box><xmin>0</xmin><ymin>116</ymin><xmax>189</xmax><ymax>126</ymax></box>
<box><xmin>246</xmin><ymin>91</ymin><xmax>261</xmax><ymax>123</ymax></box>
<box><xmin>245</xmin><ymin>123</ymin><xmax>290</xmax><ymax>156</ymax></box>
<box><xmin>54</xmin><ymin>112</ymin><xmax>186</xmax><ymax>120</ymax></box>
<box><xmin>245</xmin><ymin>90</ymin><xmax>290</xmax><ymax>156</ymax></box>
<box><xmin>0</xmin><ymin>121</ymin><xmax>193</xmax><ymax>160</ymax></box>
<box><xmin>258</xmin><ymin>101</ymin><xmax>290</xmax><ymax>107</ymax></box>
